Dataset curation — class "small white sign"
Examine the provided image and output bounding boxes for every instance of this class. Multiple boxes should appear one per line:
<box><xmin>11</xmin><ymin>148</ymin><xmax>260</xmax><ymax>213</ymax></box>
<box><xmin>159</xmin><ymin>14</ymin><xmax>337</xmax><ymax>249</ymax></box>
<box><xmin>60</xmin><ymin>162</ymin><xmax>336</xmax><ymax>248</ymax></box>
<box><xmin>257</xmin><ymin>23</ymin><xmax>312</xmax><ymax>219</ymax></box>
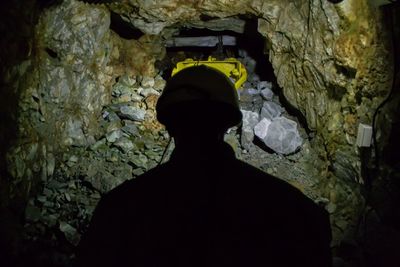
<box><xmin>356</xmin><ymin>123</ymin><xmax>373</xmax><ymax>147</ymax></box>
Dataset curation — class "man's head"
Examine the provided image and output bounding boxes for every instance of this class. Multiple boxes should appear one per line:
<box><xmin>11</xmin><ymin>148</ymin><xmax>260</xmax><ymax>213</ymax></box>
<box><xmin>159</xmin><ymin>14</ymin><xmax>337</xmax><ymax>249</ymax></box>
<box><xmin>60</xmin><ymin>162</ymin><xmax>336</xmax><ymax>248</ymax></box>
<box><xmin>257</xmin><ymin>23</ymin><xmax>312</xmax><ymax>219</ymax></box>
<box><xmin>156</xmin><ymin>65</ymin><xmax>242</xmax><ymax>138</ymax></box>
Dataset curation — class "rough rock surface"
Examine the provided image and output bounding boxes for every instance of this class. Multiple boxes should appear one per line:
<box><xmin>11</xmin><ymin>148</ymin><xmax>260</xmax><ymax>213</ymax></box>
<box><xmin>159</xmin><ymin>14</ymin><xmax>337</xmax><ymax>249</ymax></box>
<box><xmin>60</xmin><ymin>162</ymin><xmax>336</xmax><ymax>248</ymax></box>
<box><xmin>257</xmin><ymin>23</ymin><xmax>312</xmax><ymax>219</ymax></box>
<box><xmin>257</xmin><ymin>117</ymin><xmax>303</xmax><ymax>155</ymax></box>
<box><xmin>254</xmin><ymin>118</ymin><xmax>272</xmax><ymax>140</ymax></box>
<box><xmin>240</xmin><ymin>110</ymin><xmax>259</xmax><ymax>151</ymax></box>
<box><xmin>260</xmin><ymin>101</ymin><xmax>284</xmax><ymax>120</ymax></box>
<box><xmin>1</xmin><ymin>0</ymin><xmax>397</xmax><ymax>266</ymax></box>
<box><xmin>109</xmin><ymin>0</ymin><xmax>393</xmax><ymax>183</ymax></box>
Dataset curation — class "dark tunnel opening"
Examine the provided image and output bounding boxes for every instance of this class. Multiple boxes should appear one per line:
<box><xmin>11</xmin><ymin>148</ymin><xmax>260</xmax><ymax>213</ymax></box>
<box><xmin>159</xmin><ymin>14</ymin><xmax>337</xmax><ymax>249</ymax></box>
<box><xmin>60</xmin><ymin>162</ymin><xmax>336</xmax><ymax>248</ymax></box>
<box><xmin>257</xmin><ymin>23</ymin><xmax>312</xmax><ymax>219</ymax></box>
<box><xmin>109</xmin><ymin>11</ymin><xmax>144</xmax><ymax>40</ymax></box>
<box><xmin>161</xmin><ymin>18</ymin><xmax>311</xmax><ymax>146</ymax></box>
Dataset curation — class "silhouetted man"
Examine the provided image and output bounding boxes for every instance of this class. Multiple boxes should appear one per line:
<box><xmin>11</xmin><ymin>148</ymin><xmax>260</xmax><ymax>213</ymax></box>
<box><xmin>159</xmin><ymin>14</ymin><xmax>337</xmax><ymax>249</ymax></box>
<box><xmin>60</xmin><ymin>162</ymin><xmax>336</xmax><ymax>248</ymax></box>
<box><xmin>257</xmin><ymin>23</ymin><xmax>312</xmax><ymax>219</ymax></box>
<box><xmin>77</xmin><ymin>66</ymin><xmax>332</xmax><ymax>267</ymax></box>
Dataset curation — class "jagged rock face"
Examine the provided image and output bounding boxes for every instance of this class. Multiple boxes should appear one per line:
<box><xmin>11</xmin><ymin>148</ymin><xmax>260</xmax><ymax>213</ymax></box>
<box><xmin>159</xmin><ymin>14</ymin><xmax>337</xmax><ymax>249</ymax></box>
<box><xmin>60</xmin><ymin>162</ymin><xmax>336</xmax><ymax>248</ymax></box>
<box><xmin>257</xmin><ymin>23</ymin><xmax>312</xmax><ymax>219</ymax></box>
<box><xmin>109</xmin><ymin>0</ymin><xmax>392</xmax><ymax>180</ymax></box>
<box><xmin>6</xmin><ymin>0</ymin><xmax>166</xmax><ymax>193</ymax></box>
<box><xmin>258</xmin><ymin>0</ymin><xmax>392</xmax><ymax>186</ymax></box>
<box><xmin>1</xmin><ymin>0</ymin><xmax>396</xmax><ymax>265</ymax></box>
<box><xmin>4</xmin><ymin>2</ymin><xmax>168</xmax><ymax>259</ymax></box>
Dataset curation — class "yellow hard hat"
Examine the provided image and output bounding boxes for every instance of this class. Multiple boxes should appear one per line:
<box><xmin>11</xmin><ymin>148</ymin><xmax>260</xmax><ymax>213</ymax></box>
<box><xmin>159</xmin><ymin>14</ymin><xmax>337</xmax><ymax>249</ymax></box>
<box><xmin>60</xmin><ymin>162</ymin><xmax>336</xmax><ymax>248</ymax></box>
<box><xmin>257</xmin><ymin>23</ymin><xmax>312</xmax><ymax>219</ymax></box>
<box><xmin>156</xmin><ymin>65</ymin><xmax>242</xmax><ymax>130</ymax></box>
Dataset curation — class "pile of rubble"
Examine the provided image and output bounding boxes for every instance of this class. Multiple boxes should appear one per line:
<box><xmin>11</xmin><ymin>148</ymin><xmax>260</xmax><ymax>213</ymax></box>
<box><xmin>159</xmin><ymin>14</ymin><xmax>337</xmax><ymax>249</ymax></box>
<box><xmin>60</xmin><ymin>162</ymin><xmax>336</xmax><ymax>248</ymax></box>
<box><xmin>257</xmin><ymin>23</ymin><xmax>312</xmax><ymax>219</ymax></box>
<box><xmin>237</xmin><ymin>50</ymin><xmax>303</xmax><ymax>155</ymax></box>
<box><xmin>21</xmin><ymin>74</ymin><xmax>171</xmax><ymax>265</ymax></box>
<box><xmin>240</xmin><ymin>83</ymin><xmax>303</xmax><ymax>155</ymax></box>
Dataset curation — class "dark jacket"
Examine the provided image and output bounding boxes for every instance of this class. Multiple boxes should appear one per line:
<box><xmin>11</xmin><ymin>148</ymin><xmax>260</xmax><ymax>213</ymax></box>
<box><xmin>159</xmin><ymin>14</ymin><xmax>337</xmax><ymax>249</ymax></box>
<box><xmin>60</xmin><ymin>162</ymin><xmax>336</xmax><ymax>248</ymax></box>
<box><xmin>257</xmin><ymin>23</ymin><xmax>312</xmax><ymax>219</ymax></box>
<box><xmin>77</xmin><ymin>141</ymin><xmax>331</xmax><ymax>267</ymax></box>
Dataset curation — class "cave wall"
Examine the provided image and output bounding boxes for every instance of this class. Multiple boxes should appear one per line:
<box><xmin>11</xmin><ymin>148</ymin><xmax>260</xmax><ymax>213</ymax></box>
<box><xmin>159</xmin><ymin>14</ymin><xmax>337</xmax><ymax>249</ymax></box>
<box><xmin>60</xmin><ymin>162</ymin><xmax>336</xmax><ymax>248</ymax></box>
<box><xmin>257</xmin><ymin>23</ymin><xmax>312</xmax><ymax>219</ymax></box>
<box><xmin>109</xmin><ymin>0</ymin><xmax>393</xmax><ymax>189</ymax></box>
<box><xmin>258</xmin><ymin>0</ymin><xmax>393</xmax><ymax>182</ymax></box>
<box><xmin>0</xmin><ymin>0</ymin><xmax>397</xmax><ymax>264</ymax></box>
<box><xmin>6</xmin><ymin>0</ymin><xmax>167</xmax><ymax>195</ymax></box>
<box><xmin>2</xmin><ymin>0</ymin><xmax>168</xmax><ymax>261</ymax></box>
<box><xmin>0</xmin><ymin>0</ymin><xmax>43</xmax><ymax>260</ymax></box>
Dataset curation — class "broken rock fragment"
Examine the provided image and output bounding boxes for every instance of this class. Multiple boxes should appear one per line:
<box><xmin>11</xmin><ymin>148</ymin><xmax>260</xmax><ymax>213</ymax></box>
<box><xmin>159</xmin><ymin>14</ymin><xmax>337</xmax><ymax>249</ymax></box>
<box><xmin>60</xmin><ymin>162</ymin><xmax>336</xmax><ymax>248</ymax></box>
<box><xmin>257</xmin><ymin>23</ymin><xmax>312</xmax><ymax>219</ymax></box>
<box><xmin>254</xmin><ymin>118</ymin><xmax>272</xmax><ymax>140</ymax></box>
<box><xmin>141</xmin><ymin>76</ymin><xmax>155</xmax><ymax>88</ymax></box>
<box><xmin>260</xmin><ymin>101</ymin><xmax>284</xmax><ymax>120</ymax></box>
<box><xmin>121</xmin><ymin>120</ymin><xmax>139</xmax><ymax>136</ymax></box>
<box><xmin>260</xmin><ymin>86</ymin><xmax>274</xmax><ymax>101</ymax></box>
<box><xmin>256</xmin><ymin>117</ymin><xmax>303</xmax><ymax>155</ymax></box>
<box><xmin>240</xmin><ymin>110</ymin><xmax>259</xmax><ymax>150</ymax></box>
<box><xmin>119</xmin><ymin>105</ymin><xmax>146</xmax><ymax>121</ymax></box>
<box><xmin>106</xmin><ymin>129</ymin><xmax>122</xmax><ymax>143</ymax></box>
<box><xmin>59</xmin><ymin>221</ymin><xmax>80</xmax><ymax>246</ymax></box>
<box><xmin>257</xmin><ymin>81</ymin><xmax>272</xmax><ymax>92</ymax></box>
<box><xmin>114</xmin><ymin>137</ymin><xmax>135</xmax><ymax>153</ymax></box>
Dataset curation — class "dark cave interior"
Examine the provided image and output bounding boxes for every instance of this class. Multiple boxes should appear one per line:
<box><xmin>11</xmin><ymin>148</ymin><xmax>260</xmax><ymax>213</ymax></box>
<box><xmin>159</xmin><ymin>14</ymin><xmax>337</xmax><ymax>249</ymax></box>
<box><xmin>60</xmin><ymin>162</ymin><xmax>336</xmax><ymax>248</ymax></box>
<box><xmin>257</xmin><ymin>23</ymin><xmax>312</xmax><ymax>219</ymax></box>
<box><xmin>0</xmin><ymin>1</ymin><xmax>400</xmax><ymax>267</ymax></box>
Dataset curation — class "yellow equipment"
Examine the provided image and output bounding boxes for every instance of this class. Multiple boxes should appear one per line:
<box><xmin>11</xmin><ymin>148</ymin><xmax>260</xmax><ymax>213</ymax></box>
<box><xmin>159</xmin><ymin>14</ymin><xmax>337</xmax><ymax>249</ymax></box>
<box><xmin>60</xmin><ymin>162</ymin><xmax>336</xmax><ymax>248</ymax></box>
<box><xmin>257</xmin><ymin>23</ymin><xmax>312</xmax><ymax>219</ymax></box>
<box><xmin>171</xmin><ymin>57</ymin><xmax>247</xmax><ymax>90</ymax></box>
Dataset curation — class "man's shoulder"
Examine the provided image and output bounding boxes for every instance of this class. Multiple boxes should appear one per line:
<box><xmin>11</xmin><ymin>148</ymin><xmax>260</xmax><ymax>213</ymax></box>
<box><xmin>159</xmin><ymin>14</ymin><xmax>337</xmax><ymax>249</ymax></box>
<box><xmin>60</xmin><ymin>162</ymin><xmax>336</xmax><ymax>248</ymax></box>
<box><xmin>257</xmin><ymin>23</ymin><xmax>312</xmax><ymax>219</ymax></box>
<box><xmin>231</xmin><ymin>159</ymin><xmax>327</xmax><ymax>214</ymax></box>
<box><xmin>229</xmin><ymin>159</ymin><xmax>301</xmax><ymax>193</ymax></box>
<box><xmin>102</xmin><ymin>163</ymin><xmax>171</xmax><ymax>202</ymax></box>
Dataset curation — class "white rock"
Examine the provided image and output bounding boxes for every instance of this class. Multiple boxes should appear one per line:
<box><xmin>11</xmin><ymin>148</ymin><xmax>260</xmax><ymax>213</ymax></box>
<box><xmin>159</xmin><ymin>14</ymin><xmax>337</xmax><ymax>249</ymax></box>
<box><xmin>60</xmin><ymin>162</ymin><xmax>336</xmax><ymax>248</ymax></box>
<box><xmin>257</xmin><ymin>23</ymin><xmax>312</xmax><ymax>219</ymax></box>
<box><xmin>153</xmin><ymin>75</ymin><xmax>166</xmax><ymax>91</ymax></box>
<box><xmin>136</xmin><ymin>87</ymin><xmax>144</xmax><ymax>95</ymax></box>
<box><xmin>260</xmin><ymin>101</ymin><xmax>284</xmax><ymax>120</ymax></box>
<box><xmin>131</xmin><ymin>93</ymin><xmax>143</xmax><ymax>102</ymax></box>
<box><xmin>257</xmin><ymin>81</ymin><xmax>272</xmax><ymax>91</ymax></box>
<box><xmin>260</xmin><ymin>88</ymin><xmax>274</xmax><ymax>100</ymax></box>
<box><xmin>140</xmin><ymin>88</ymin><xmax>160</xmax><ymax>97</ymax></box>
<box><xmin>240</xmin><ymin>110</ymin><xmax>259</xmax><ymax>149</ymax></box>
<box><xmin>119</xmin><ymin>106</ymin><xmax>146</xmax><ymax>121</ymax></box>
<box><xmin>246</xmin><ymin>88</ymin><xmax>260</xmax><ymax>95</ymax></box>
<box><xmin>258</xmin><ymin>81</ymin><xmax>274</xmax><ymax>100</ymax></box>
<box><xmin>254</xmin><ymin>118</ymin><xmax>272</xmax><ymax>140</ymax></box>
<box><xmin>242</xmin><ymin>110</ymin><xmax>259</xmax><ymax>129</ymax></box>
<box><xmin>141</xmin><ymin>76</ymin><xmax>155</xmax><ymax>88</ymax></box>
<box><xmin>261</xmin><ymin>117</ymin><xmax>303</xmax><ymax>155</ymax></box>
